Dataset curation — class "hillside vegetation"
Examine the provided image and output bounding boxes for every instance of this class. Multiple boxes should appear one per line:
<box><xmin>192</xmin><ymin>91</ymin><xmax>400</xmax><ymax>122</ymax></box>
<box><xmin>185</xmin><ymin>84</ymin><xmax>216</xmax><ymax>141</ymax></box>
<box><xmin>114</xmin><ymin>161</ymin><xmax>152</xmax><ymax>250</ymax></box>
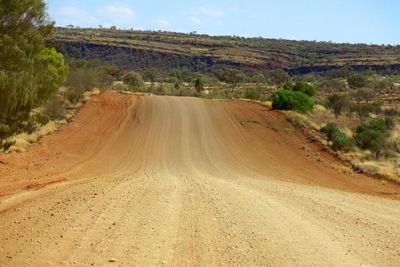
<box><xmin>0</xmin><ymin>1</ymin><xmax>68</xmax><ymax>150</ymax></box>
<box><xmin>52</xmin><ymin>27</ymin><xmax>400</xmax><ymax>74</ymax></box>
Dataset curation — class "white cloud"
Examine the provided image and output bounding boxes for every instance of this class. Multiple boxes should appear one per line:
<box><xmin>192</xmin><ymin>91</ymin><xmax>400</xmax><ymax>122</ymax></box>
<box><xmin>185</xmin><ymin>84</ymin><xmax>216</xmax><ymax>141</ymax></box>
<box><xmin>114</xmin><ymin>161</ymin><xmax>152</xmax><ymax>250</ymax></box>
<box><xmin>99</xmin><ymin>4</ymin><xmax>135</xmax><ymax>25</ymax></box>
<box><xmin>156</xmin><ymin>19</ymin><xmax>171</xmax><ymax>27</ymax></box>
<box><xmin>188</xmin><ymin>16</ymin><xmax>201</xmax><ymax>26</ymax></box>
<box><xmin>199</xmin><ymin>6</ymin><xmax>224</xmax><ymax>17</ymax></box>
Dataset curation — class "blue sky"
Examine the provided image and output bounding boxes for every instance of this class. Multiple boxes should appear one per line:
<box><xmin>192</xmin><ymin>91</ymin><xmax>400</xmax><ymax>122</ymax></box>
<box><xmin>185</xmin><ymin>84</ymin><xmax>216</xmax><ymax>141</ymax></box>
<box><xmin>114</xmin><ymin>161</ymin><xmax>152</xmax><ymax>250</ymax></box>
<box><xmin>46</xmin><ymin>0</ymin><xmax>400</xmax><ymax>44</ymax></box>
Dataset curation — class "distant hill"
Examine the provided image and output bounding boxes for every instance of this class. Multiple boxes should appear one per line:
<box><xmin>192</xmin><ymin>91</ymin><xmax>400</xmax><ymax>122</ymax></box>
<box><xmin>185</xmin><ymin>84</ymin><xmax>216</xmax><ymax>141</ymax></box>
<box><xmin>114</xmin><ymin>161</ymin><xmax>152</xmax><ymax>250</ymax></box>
<box><xmin>51</xmin><ymin>27</ymin><xmax>400</xmax><ymax>75</ymax></box>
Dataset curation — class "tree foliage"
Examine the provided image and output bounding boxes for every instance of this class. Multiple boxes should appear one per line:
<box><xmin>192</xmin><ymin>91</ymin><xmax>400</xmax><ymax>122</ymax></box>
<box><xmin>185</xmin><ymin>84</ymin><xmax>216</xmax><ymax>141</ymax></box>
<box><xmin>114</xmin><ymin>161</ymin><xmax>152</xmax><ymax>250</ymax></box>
<box><xmin>0</xmin><ymin>0</ymin><xmax>67</xmax><ymax>136</ymax></box>
<box><xmin>36</xmin><ymin>48</ymin><xmax>68</xmax><ymax>103</ymax></box>
<box><xmin>354</xmin><ymin>118</ymin><xmax>393</xmax><ymax>158</ymax></box>
<box><xmin>263</xmin><ymin>69</ymin><xmax>290</xmax><ymax>86</ymax></box>
<box><xmin>213</xmin><ymin>68</ymin><xmax>246</xmax><ymax>85</ymax></box>
<box><xmin>271</xmin><ymin>89</ymin><xmax>314</xmax><ymax>113</ymax></box>
<box><xmin>317</xmin><ymin>79</ymin><xmax>347</xmax><ymax>92</ymax></box>
<box><xmin>123</xmin><ymin>71</ymin><xmax>144</xmax><ymax>91</ymax></box>
<box><xmin>350</xmin><ymin>101</ymin><xmax>382</xmax><ymax>120</ymax></box>
<box><xmin>292</xmin><ymin>81</ymin><xmax>316</xmax><ymax>97</ymax></box>
<box><xmin>143</xmin><ymin>68</ymin><xmax>161</xmax><ymax>83</ymax></box>
<box><xmin>193</xmin><ymin>77</ymin><xmax>204</xmax><ymax>93</ymax></box>
<box><xmin>326</xmin><ymin>93</ymin><xmax>350</xmax><ymax>118</ymax></box>
<box><xmin>65</xmin><ymin>60</ymin><xmax>115</xmax><ymax>94</ymax></box>
<box><xmin>243</xmin><ymin>87</ymin><xmax>262</xmax><ymax>100</ymax></box>
<box><xmin>320</xmin><ymin>122</ymin><xmax>354</xmax><ymax>152</ymax></box>
<box><xmin>347</xmin><ymin>74</ymin><xmax>367</xmax><ymax>89</ymax></box>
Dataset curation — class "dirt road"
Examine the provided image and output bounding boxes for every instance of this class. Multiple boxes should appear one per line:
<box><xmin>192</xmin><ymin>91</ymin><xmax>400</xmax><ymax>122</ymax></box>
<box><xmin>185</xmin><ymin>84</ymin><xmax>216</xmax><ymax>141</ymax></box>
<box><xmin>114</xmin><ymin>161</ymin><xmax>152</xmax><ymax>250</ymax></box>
<box><xmin>1</xmin><ymin>92</ymin><xmax>400</xmax><ymax>266</ymax></box>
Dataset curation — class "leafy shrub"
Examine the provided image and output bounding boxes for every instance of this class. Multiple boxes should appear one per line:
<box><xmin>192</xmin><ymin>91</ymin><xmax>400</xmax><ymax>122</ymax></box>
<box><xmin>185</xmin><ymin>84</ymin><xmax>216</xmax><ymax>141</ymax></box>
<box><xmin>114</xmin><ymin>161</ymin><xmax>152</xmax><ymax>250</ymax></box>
<box><xmin>320</xmin><ymin>122</ymin><xmax>354</xmax><ymax>152</ymax></box>
<box><xmin>282</xmin><ymin>82</ymin><xmax>294</xmax><ymax>90</ymax></box>
<box><xmin>292</xmin><ymin>81</ymin><xmax>316</xmax><ymax>97</ymax></box>
<box><xmin>0</xmin><ymin>123</ymin><xmax>12</xmax><ymax>140</ymax></box>
<box><xmin>244</xmin><ymin>89</ymin><xmax>261</xmax><ymax>100</ymax></box>
<box><xmin>383</xmin><ymin>108</ymin><xmax>400</xmax><ymax>117</ymax></box>
<box><xmin>143</xmin><ymin>68</ymin><xmax>161</xmax><ymax>83</ymax></box>
<box><xmin>123</xmin><ymin>71</ymin><xmax>144</xmax><ymax>91</ymax></box>
<box><xmin>349</xmin><ymin>102</ymin><xmax>381</xmax><ymax>120</ymax></box>
<box><xmin>347</xmin><ymin>74</ymin><xmax>367</xmax><ymax>89</ymax></box>
<box><xmin>354</xmin><ymin>87</ymin><xmax>374</xmax><ymax>102</ymax></box>
<box><xmin>66</xmin><ymin>60</ymin><xmax>116</xmax><ymax>93</ymax></box>
<box><xmin>263</xmin><ymin>69</ymin><xmax>290</xmax><ymax>86</ymax></box>
<box><xmin>32</xmin><ymin>113</ymin><xmax>50</xmax><ymax>126</ymax></box>
<box><xmin>165</xmin><ymin>76</ymin><xmax>180</xmax><ymax>84</ymax></box>
<box><xmin>44</xmin><ymin>96</ymin><xmax>66</xmax><ymax>120</ymax></box>
<box><xmin>326</xmin><ymin>93</ymin><xmax>350</xmax><ymax>118</ymax></box>
<box><xmin>0</xmin><ymin>1</ymin><xmax>66</xmax><ymax>127</ymax></box>
<box><xmin>320</xmin><ymin>122</ymin><xmax>340</xmax><ymax>141</ymax></box>
<box><xmin>271</xmin><ymin>89</ymin><xmax>314</xmax><ymax>113</ymax></box>
<box><xmin>36</xmin><ymin>47</ymin><xmax>69</xmax><ymax>103</ymax></box>
<box><xmin>65</xmin><ymin>86</ymin><xmax>84</xmax><ymax>104</ymax></box>
<box><xmin>213</xmin><ymin>67</ymin><xmax>246</xmax><ymax>85</ymax></box>
<box><xmin>250</xmin><ymin>74</ymin><xmax>266</xmax><ymax>84</ymax></box>
<box><xmin>354</xmin><ymin>118</ymin><xmax>393</xmax><ymax>158</ymax></box>
<box><xmin>23</xmin><ymin>117</ymin><xmax>37</xmax><ymax>134</ymax></box>
<box><xmin>331</xmin><ymin>131</ymin><xmax>354</xmax><ymax>152</ymax></box>
<box><xmin>317</xmin><ymin>78</ymin><xmax>347</xmax><ymax>92</ymax></box>
<box><xmin>193</xmin><ymin>77</ymin><xmax>204</xmax><ymax>93</ymax></box>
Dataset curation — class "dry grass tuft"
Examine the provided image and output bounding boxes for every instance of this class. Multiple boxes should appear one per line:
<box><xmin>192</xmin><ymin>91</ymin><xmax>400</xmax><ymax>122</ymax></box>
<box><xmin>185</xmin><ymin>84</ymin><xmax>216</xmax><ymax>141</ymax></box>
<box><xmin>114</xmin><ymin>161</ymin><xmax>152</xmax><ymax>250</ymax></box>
<box><xmin>83</xmin><ymin>88</ymin><xmax>101</xmax><ymax>102</ymax></box>
<box><xmin>332</xmin><ymin>164</ymin><xmax>354</xmax><ymax>175</ymax></box>
<box><xmin>3</xmin><ymin>89</ymin><xmax>101</xmax><ymax>154</ymax></box>
<box><xmin>286</xmin><ymin>111</ymin><xmax>321</xmax><ymax>131</ymax></box>
<box><xmin>314</xmin><ymin>104</ymin><xmax>327</xmax><ymax>113</ymax></box>
<box><xmin>352</xmin><ymin>159</ymin><xmax>400</xmax><ymax>183</ymax></box>
<box><xmin>8</xmin><ymin>121</ymin><xmax>59</xmax><ymax>153</ymax></box>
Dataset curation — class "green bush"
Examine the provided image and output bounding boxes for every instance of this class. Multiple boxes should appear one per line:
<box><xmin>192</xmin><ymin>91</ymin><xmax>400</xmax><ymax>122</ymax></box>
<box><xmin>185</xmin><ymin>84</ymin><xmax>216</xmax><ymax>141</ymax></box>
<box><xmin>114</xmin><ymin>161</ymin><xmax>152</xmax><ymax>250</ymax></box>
<box><xmin>282</xmin><ymin>82</ymin><xmax>294</xmax><ymax>90</ymax></box>
<box><xmin>23</xmin><ymin>117</ymin><xmax>37</xmax><ymax>134</ymax></box>
<box><xmin>292</xmin><ymin>81</ymin><xmax>316</xmax><ymax>97</ymax></box>
<box><xmin>66</xmin><ymin>60</ymin><xmax>117</xmax><ymax>95</ymax></box>
<box><xmin>320</xmin><ymin>122</ymin><xmax>354</xmax><ymax>152</ymax></box>
<box><xmin>326</xmin><ymin>93</ymin><xmax>350</xmax><ymax>118</ymax></box>
<box><xmin>320</xmin><ymin>122</ymin><xmax>340</xmax><ymax>141</ymax></box>
<box><xmin>263</xmin><ymin>69</ymin><xmax>290</xmax><ymax>86</ymax></box>
<box><xmin>271</xmin><ymin>89</ymin><xmax>314</xmax><ymax>113</ymax></box>
<box><xmin>347</xmin><ymin>74</ymin><xmax>367</xmax><ymax>89</ymax></box>
<box><xmin>0</xmin><ymin>0</ymin><xmax>65</xmax><ymax>126</ymax></box>
<box><xmin>36</xmin><ymin>48</ymin><xmax>69</xmax><ymax>103</ymax></box>
<box><xmin>350</xmin><ymin>102</ymin><xmax>382</xmax><ymax>120</ymax></box>
<box><xmin>44</xmin><ymin>96</ymin><xmax>66</xmax><ymax>120</ymax></box>
<box><xmin>32</xmin><ymin>113</ymin><xmax>50</xmax><ymax>126</ymax></box>
<box><xmin>213</xmin><ymin>67</ymin><xmax>246</xmax><ymax>85</ymax></box>
<box><xmin>193</xmin><ymin>77</ymin><xmax>204</xmax><ymax>93</ymax></box>
<box><xmin>354</xmin><ymin>118</ymin><xmax>393</xmax><ymax>158</ymax></box>
<box><xmin>244</xmin><ymin>89</ymin><xmax>261</xmax><ymax>100</ymax></box>
<box><xmin>65</xmin><ymin>86</ymin><xmax>84</xmax><ymax>104</ymax></box>
<box><xmin>0</xmin><ymin>123</ymin><xmax>11</xmax><ymax>140</ymax></box>
<box><xmin>122</xmin><ymin>71</ymin><xmax>144</xmax><ymax>91</ymax></box>
<box><xmin>331</xmin><ymin>131</ymin><xmax>354</xmax><ymax>152</ymax></box>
